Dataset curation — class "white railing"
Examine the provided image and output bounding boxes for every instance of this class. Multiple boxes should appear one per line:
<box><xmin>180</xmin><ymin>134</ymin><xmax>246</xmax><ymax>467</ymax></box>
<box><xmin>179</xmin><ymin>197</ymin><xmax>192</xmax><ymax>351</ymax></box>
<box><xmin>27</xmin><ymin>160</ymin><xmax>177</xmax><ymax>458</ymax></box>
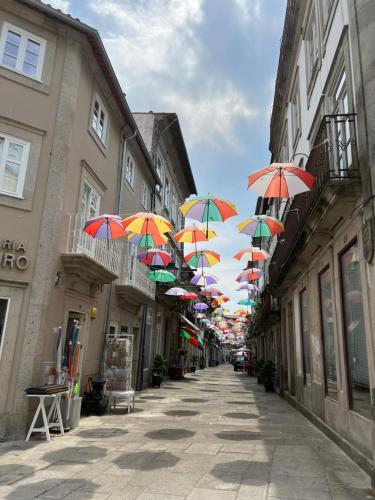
<box><xmin>65</xmin><ymin>213</ymin><xmax>122</xmax><ymax>275</ymax></box>
<box><xmin>118</xmin><ymin>243</ymin><xmax>156</xmax><ymax>300</ymax></box>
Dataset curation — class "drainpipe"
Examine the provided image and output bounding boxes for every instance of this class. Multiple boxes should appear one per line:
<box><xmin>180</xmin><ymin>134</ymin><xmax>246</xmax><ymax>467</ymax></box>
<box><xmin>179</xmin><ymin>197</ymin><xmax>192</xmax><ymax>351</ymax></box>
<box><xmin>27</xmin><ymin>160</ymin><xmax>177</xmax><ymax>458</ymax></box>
<box><xmin>101</xmin><ymin>129</ymin><xmax>137</xmax><ymax>377</ymax></box>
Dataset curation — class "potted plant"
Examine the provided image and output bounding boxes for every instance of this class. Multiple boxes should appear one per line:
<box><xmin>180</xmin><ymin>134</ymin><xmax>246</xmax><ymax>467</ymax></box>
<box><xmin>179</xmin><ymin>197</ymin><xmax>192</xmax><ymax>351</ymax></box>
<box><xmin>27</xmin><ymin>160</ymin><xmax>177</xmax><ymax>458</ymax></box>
<box><xmin>254</xmin><ymin>359</ymin><xmax>265</xmax><ymax>384</ymax></box>
<box><xmin>262</xmin><ymin>360</ymin><xmax>276</xmax><ymax>392</ymax></box>
<box><xmin>152</xmin><ymin>355</ymin><xmax>168</xmax><ymax>388</ymax></box>
<box><xmin>199</xmin><ymin>355</ymin><xmax>206</xmax><ymax>369</ymax></box>
<box><xmin>190</xmin><ymin>355</ymin><xmax>199</xmax><ymax>373</ymax></box>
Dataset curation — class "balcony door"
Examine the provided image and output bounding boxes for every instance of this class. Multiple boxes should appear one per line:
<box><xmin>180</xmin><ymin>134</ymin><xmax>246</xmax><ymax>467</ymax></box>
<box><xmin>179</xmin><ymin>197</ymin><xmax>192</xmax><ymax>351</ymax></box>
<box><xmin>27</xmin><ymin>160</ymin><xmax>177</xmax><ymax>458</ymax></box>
<box><xmin>78</xmin><ymin>182</ymin><xmax>100</xmax><ymax>255</ymax></box>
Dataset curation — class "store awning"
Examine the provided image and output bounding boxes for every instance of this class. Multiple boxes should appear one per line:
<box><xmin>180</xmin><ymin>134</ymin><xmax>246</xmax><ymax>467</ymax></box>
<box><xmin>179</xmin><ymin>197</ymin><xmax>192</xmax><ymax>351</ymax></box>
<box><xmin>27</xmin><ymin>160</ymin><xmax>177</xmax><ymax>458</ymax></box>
<box><xmin>179</xmin><ymin>313</ymin><xmax>200</xmax><ymax>332</ymax></box>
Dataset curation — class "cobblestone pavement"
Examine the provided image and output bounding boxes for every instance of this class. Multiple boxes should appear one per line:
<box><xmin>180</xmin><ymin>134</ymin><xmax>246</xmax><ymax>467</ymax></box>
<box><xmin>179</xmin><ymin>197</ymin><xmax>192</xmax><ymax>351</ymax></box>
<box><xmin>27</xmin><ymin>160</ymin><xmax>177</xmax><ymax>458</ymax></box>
<box><xmin>0</xmin><ymin>365</ymin><xmax>374</xmax><ymax>499</ymax></box>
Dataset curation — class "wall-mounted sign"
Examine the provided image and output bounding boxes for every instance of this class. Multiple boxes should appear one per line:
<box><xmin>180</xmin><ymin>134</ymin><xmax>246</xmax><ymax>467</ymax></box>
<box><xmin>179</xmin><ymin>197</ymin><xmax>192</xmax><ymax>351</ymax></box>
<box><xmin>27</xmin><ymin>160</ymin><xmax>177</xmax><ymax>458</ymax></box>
<box><xmin>0</xmin><ymin>239</ymin><xmax>30</xmax><ymax>270</ymax></box>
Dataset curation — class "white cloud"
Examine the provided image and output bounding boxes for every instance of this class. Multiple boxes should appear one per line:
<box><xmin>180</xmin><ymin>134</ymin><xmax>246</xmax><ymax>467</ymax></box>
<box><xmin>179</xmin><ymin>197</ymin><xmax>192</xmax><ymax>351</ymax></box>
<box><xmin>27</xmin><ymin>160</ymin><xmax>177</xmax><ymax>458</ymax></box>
<box><xmin>86</xmin><ymin>0</ymin><xmax>257</xmax><ymax>149</ymax></box>
<box><xmin>43</xmin><ymin>0</ymin><xmax>70</xmax><ymax>12</ymax></box>
<box><xmin>232</xmin><ymin>0</ymin><xmax>262</xmax><ymax>23</ymax></box>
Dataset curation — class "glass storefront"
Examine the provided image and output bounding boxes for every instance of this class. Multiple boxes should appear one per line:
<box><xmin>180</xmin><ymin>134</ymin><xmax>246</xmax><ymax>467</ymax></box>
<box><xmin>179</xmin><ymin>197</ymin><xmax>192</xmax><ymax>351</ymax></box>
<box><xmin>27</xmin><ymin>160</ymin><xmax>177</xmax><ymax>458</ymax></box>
<box><xmin>341</xmin><ymin>241</ymin><xmax>370</xmax><ymax>418</ymax></box>
<box><xmin>319</xmin><ymin>267</ymin><xmax>337</xmax><ymax>399</ymax></box>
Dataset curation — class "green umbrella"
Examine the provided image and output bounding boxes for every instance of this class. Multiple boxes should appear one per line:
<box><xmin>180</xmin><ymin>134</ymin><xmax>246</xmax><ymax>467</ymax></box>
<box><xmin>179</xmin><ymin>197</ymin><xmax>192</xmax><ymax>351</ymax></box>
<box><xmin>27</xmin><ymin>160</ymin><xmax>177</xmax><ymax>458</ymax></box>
<box><xmin>148</xmin><ymin>270</ymin><xmax>176</xmax><ymax>283</ymax></box>
<box><xmin>237</xmin><ymin>298</ymin><xmax>257</xmax><ymax>306</ymax></box>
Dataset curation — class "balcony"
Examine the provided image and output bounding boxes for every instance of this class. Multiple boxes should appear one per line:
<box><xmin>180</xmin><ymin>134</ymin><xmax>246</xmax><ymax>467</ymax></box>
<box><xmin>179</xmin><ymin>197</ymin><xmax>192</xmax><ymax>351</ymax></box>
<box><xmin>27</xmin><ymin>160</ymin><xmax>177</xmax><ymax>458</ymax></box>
<box><xmin>269</xmin><ymin>114</ymin><xmax>361</xmax><ymax>288</ymax></box>
<box><xmin>61</xmin><ymin>214</ymin><xmax>121</xmax><ymax>285</ymax></box>
<box><xmin>116</xmin><ymin>244</ymin><xmax>156</xmax><ymax>302</ymax></box>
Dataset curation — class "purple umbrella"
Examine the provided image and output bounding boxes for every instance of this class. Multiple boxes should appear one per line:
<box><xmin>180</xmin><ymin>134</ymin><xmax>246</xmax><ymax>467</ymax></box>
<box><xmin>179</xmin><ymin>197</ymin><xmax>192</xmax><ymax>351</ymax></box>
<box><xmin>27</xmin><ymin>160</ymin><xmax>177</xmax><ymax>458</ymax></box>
<box><xmin>191</xmin><ymin>273</ymin><xmax>219</xmax><ymax>286</ymax></box>
<box><xmin>236</xmin><ymin>283</ymin><xmax>260</xmax><ymax>292</ymax></box>
<box><xmin>193</xmin><ymin>302</ymin><xmax>209</xmax><ymax>310</ymax></box>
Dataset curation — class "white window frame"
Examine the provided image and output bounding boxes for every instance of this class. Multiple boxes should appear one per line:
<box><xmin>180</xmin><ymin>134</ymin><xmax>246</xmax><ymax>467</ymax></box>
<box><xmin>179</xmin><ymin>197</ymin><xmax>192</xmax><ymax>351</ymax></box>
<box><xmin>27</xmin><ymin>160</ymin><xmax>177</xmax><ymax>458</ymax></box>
<box><xmin>305</xmin><ymin>7</ymin><xmax>320</xmax><ymax>90</ymax></box>
<box><xmin>0</xmin><ymin>297</ymin><xmax>10</xmax><ymax>362</ymax></box>
<box><xmin>0</xmin><ymin>22</ymin><xmax>46</xmax><ymax>81</ymax></box>
<box><xmin>141</xmin><ymin>181</ymin><xmax>150</xmax><ymax>210</ymax></box>
<box><xmin>125</xmin><ymin>151</ymin><xmax>136</xmax><ymax>189</ymax></box>
<box><xmin>91</xmin><ymin>93</ymin><xmax>108</xmax><ymax>144</ymax></box>
<box><xmin>0</xmin><ymin>132</ymin><xmax>30</xmax><ymax>198</ymax></box>
<box><xmin>291</xmin><ymin>75</ymin><xmax>301</xmax><ymax>148</ymax></box>
<box><xmin>164</xmin><ymin>176</ymin><xmax>170</xmax><ymax>210</ymax></box>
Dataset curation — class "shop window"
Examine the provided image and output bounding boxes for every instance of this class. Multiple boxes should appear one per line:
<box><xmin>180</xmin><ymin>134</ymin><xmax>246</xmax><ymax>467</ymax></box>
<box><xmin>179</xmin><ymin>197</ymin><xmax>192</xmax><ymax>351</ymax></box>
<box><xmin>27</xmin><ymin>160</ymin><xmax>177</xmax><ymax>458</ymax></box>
<box><xmin>0</xmin><ymin>23</ymin><xmax>46</xmax><ymax>80</ymax></box>
<box><xmin>0</xmin><ymin>298</ymin><xmax>10</xmax><ymax>360</ymax></box>
<box><xmin>0</xmin><ymin>133</ymin><xmax>30</xmax><ymax>198</ymax></box>
<box><xmin>340</xmin><ymin>241</ymin><xmax>371</xmax><ymax>418</ymax></box>
<box><xmin>300</xmin><ymin>289</ymin><xmax>311</xmax><ymax>387</ymax></box>
<box><xmin>91</xmin><ymin>94</ymin><xmax>108</xmax><ymax>144</ymax></box>
<box><xmin>319</xmin><ymin>267</ymin><xmax>337</xmax><ymax>399</ymax></box>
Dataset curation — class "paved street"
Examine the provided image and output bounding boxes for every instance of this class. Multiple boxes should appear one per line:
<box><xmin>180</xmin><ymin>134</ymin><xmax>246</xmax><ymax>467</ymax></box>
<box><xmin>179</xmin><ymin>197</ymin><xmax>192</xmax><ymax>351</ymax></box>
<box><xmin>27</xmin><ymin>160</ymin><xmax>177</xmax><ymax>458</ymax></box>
<box><xmin>0</xmin><ymin>365</ymin><xmax>373</xmax><ymax>500</ymax></box>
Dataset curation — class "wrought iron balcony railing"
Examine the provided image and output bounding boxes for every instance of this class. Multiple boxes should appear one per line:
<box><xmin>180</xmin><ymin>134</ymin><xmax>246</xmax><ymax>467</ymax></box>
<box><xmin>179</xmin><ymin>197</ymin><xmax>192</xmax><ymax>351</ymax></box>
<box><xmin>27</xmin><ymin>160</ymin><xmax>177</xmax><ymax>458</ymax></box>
<box><xmin>269</xmin><ymin>113</ymin><xmax>359</xmax><ymax>286</ymax></box>
<box><xmin>117</xmin><ymin>244</ymin><xmax>156</xmax><ymax>300</ymax></box>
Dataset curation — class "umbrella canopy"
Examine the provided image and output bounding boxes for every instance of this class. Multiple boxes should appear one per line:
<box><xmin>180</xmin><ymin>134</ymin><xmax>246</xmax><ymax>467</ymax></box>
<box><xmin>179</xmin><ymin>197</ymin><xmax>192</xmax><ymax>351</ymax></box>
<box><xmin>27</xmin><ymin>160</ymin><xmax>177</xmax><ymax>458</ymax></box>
<box><xmin>237</xmin><ymin>215</ymin><xmax>284</xmax><ymax>237</ymax></box>
<box><xmin>236</xmin><ymin>269</ymin><xmax>264</xmax><ymax>282</ymax></box>
<box><xmin>165</xmin><ymin>287</ymin><xmax>188</xmax><ymax>296</ymax></box>
<box><xmin>233</xmin><ymin>247</ymin><xmax>270</xmax><ymax>262</ymax></box>
<box><xmin>191</xmin><ymin>273</ymin><xmax>219</xmax><ymax>286</ymax></box>
<box><xmin>179</xmin><ymin>195</ymin><xmax>237</xmax><ymax>223</ymax></box>
<box><xmin>83</xmin><ymin>214</ymin><xmax>126</xmax><ymax>240</ymax></box>
<box><xmin>184</xmin><ymin>250</ymin><xmax>221</xmax><ymax>268</ymax></box>
<box><xmin>148</xmin><ymin>270</ymin><xmax>176</xmax><ymax>283</ymax></box>
<box><xmin>212</xmin><ymin>296</ymin><xmax>230</xmax><ymax>306</ymax></box>
<box><xmin>180</xmin><ymin>292</ymin><xmax>199</xmax><ymax>300</ymax></box>
<box><xmin>200</xmin><ymin>287</ymin><xmax>222</xmax><ymax>298</ymax></box>
<box><xmin>193</xmin><ymin>302</ymin><xmax>209</xmax><ymax>310</ymax></box>
<box><xmin>173</xmin><ymin>224</ymin><xmax>217</xmax><ymax>243</ymax></box>
<box><xmin>127</xmin><ymin>232</ymin><xmax>168</xmax><ymax>247</ymax></box>
<box><xmin>138</xmin><ymin>249</ymin><xmax>172</xmax><ymax>266</ymax></box>
<box><xmin>237</xmin><ymin>298</ymin><xmax>257</xmax><ymax>306</ymax></box>
<box><xmin>236</xmin><ymin>283</ymin><xmax>260</xmax><ymax>292</ymax></box>
<box><xmin>122</xmin><ymin>212</ymin><xmax>172</xmax><ymax>236</ymax></box>
<box><xmin>248</xmin><ymin>163</ymin><xmax>316</xmax><ymax>198</ymax></box>
<box><xmin>234</xmin><ymin>309</ymin><xmax>248</xmax><ymax>316</ymax></box>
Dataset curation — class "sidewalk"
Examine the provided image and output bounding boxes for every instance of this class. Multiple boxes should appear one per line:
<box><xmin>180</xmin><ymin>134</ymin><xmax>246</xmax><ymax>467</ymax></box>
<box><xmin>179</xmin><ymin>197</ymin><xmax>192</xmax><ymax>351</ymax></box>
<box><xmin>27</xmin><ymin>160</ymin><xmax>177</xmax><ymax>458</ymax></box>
<box><xmin>0</xmin><ymin>365</ymin><xmax>373</xmax><ymax>499</ymax></box>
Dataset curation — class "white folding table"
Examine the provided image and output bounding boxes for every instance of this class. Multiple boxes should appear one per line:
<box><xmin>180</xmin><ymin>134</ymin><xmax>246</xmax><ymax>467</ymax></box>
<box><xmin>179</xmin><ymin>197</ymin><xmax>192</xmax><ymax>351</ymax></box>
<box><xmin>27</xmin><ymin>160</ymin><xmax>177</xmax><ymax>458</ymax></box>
<box><xmin>25</xmin><ymin>391</ymin><xmax>67</xmax><ymax>442</ymax></box>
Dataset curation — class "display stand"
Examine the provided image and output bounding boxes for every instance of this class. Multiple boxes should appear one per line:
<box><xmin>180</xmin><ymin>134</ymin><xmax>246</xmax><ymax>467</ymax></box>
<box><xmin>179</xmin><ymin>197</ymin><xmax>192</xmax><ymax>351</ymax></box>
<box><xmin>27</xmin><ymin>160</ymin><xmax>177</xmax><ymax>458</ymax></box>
<box><xmin>25</xmin><ymin>392</ymin><xmax>67</xmax><ymax>442</ymax></box>
<box><xmin>104</xmin><ymin>331</ymin><xmax>134</xmax><ymax>412</ymax></box>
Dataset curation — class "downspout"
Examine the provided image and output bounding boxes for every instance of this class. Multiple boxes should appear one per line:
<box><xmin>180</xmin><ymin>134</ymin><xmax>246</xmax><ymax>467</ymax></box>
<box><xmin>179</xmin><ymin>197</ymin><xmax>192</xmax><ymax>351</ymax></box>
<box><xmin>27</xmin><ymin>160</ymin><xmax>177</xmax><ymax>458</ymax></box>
<box><xmin>101</xmin><ymin>129</ymin><xmax>137</xmax><ymax>376</ymax></box>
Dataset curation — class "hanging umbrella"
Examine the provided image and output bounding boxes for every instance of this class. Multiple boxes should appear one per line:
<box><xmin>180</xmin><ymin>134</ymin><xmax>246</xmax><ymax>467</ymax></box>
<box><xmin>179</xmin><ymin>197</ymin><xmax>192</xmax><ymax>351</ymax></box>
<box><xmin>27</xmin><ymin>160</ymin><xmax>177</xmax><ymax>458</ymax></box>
<box><xmin>193</xmin><ymin>302</ymin><xmax>209</xmax><ymax>310</ymax></box>
<box><xmin>83</xmin><ymin>214</ymin><xmax>126</xmax><ymax>240</ymax></box>
<box><xmin>138</xmin><ymin>249</ymin><xmax>172</xmax><ymax>266</ymax></box>
<box><xmin>122</xmin><ymin>212</ymin><xmax>172</xmax><ymax>235</ymax></box>
<box><xmin>212</xmin><ymin>296</ymin><xmax>230</xmax><ymax>306</ymax></box>
<box><xmin>234</xmin><ymin>309</ymin><xmax>248</xmax><ymax>316</ymax></box>
<box><xmin>237</xmin><ymin>215</ymin><xmax>284</xmax><ymax>237</ymax></box>
<box><xmin>127</xmin><ymin>232</ymin><xmax>168</xmax><ymax>247</ymax></box>
<box><xmin>184</xmin><ymin>250</ymin><xmax>221</xmax><ymax>268</ymax></box>
<box><xmin>236</xmin><ymin>269</ymin><xmax>264</xmax><ymax>283</ymax></box>
<box><xmin>191</xmin><ymin>273</ymin><xmax>219</xmax><ymax>286</ymax></box>
<box><xmin>237</xmin><ymin>298</ymin><xmax>257</xmax><ymax>306</ymax></box>
<box><xmin>180</xmin><ymin>292</ymin><xmax>199</xmax><ymax>300</ymax></box>
<box><xmin>248</xmin><ymin>163</ymin><xmax>315</xmax><ymax>198</ymax></box>
<box><xmin>173</xmin><ymin>224</ymin><xmax>217</xmax><ymax>244</ymax></box>
<box><xmin>200</xmin><ymin>287</ymin><xmax>223</xmax><ymax>298</ymax></box>
<box><xmin>148</xmin><ymin>270</ymin><xmax>176</xmax><ymax>283</ymax></box>
<box><xmin>236</xmin><ymin>283</ymin><xmax>260</xmax><ymax>292</ymax></box>
<box><xmin>179</xmin><ymin>194</ymin><xmax>237</xmax><ymax>236</ymax></box>
<box><xmin>165</xmin><ymin>287</ymin><xmax>188</xmax><ymax>296</ymax></box>
<box><xmin>233</xmin><ymin>247</ymin><xmax>270</xmax><ymax>262</ymax></box>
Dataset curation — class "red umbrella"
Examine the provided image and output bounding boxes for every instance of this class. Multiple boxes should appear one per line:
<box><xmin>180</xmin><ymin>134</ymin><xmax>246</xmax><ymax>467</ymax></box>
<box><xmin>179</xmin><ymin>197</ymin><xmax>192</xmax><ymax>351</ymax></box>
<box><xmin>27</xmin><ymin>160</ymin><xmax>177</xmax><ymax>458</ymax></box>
<box><xmin>248</xmin><ymin>163</ymin><xmax>315</xmax><ymax>198</ymax></box>
<box><xmin>180</xmin><ymin>293</ymin><xmax>199</xmax><ymax>300</ymax></box>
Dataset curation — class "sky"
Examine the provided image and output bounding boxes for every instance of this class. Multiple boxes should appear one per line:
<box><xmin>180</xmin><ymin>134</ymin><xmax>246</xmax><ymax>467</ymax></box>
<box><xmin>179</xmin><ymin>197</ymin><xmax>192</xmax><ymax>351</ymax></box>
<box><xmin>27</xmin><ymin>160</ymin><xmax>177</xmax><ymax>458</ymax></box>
<box><xmin>45</xmin><ymin>0</ymin><xmax>287</xmax><ymax>311</ymax></box>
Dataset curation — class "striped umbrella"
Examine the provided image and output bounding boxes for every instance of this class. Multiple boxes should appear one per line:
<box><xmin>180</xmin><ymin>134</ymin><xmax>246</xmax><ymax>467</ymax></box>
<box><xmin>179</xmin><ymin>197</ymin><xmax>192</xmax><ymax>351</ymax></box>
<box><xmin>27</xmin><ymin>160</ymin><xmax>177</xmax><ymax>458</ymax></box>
<box><xmin>83</xmin><ymin>214</ymin><xmax>126</xmax><ymax>240</ymax></box>
<box><xmin>237</xmin><ymin>215</ymin><xmax>284</xmax><ymax>238</ymax></box>
<box><xmin>191</xmin><ymin>273</ymin><xmax>219</xmax><ymax>287</ymax></box>
<box><xmin>233</xmin><ymin>247</ymin><xmax>270</xmax><ymax>262</ymax></box>
<box><xmin>236</xmin><ymin>269</ymin><xmax>264</xmax><ymax>283</ymax></box>
<box><xmin>165</xmin><ymin>287</ymin><xmax>188</xmax><ymax>296</ymax></box>
<box><xmin>127</xmin><ymin>232</ymin><xmax>168</xmax><ymax>247</ymax></box>
<box><xmin>122</xmin><ymin>212</ymin><xmax>172</xmax><ymax>236</ymax></box>
<box><xmin>184</xmin><ymin>250</ymin><xmax>221</xmax><ymax>268</ymax></box>
<box><xmin>138</xmin><ymin>249</ymin><xmax>172</xmax><ymax>266</ymax></box>
<box><xmin>236</xmin><ymin>283</ymin><xmax>260</xmax><ymax>292</ymax></box>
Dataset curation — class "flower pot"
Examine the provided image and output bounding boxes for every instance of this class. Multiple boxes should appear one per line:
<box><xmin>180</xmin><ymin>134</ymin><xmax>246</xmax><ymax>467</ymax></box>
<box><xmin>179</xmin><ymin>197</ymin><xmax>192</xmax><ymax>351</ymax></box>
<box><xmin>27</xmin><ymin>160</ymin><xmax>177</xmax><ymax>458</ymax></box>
<box><xmin>190</xmin><ymin>366</ymin><xmax>196</xmax><ymax>373</ymax></box>
<box><xmin>264</xmin><ymin>377</ymin><xmax>275</xmax><ymax>392</ymax></box>
<box><xmin>152</xmin><ymin>374</ymin><xmax>162</xmax><ymax>388</ymax></box>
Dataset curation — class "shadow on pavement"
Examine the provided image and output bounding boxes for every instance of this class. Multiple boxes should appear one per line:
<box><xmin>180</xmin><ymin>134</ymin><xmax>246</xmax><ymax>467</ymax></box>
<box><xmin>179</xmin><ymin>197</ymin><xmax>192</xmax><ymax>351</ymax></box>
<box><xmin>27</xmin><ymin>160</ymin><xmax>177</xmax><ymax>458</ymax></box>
<box><xmin>181</xmin><ymin>398</ymin><xmax>208</xmax><ymax>403</ymax></box>
<box><xmin>42</xmin><ymin>446</ymin><xmax>107</xmax><ymax>464</ymax></box>
<box><xmin>145</xmin><ymin>428</ymin><xmax>195</xmax><ymax>440</ymax></box>
<box><xmin>215</xmin><ymin>430</ymin><xmax>263</xmax><ymax>441</ymax></box>
<box><xmin>6</xmin><ymin>478</ymin><xmax>97</xmax><ymax>499</ymax></box>
<box><xmin>223</xmin><ymin>413</ymin><xmax>259</xmax><ymax>420</ymax></box>
<box><xmin>164</xmin><ymin>410</ymin><xmax>200</xmax><ymax>417</ymax></box>
<box><xmin>139</xmin><ymin>395</ymin><xmax>166</xmax><ymax>400</ymax></box>
<box><xmin>114</xmin><ymin>451</ymin><xmax>179</xmax><ymax>471</ymax></box>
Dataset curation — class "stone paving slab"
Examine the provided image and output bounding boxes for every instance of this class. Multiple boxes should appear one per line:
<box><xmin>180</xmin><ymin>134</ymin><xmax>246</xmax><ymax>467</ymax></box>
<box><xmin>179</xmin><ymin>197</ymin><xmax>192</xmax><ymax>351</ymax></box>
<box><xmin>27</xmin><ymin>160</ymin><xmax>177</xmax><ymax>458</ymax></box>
<box><xmin>0</xmin><ymin>365</ymin><xmax>374</xmax><ymax>499</ymax></box>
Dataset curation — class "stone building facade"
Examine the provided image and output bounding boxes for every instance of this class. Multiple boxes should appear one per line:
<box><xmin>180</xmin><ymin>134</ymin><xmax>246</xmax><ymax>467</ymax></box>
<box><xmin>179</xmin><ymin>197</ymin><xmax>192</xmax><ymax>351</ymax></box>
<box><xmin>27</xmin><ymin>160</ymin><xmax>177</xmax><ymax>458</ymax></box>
<box><xmin>259</xmin><ymin>0</ymin><xmax>375</xmax><ymax>482</ymax></box>
<box><xmin>0</xmin><ymin>0</ymin><xmax>196</xmax><ymax>438</ymax></box>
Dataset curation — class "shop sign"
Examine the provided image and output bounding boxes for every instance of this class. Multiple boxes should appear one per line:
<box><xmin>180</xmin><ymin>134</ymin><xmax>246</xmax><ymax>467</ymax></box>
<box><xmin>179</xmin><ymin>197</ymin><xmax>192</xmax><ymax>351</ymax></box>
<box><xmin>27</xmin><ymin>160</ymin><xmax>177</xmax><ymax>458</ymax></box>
<box><xmin>0</xmin><ymin>239</ymin><xmax>30</xmax><ymax>270</ymax></box>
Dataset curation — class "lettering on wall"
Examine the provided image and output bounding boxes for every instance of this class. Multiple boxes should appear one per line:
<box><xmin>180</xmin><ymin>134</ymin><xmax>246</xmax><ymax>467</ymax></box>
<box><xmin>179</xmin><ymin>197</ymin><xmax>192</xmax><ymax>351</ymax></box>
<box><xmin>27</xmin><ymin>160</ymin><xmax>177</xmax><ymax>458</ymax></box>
<box><xmin>0</xmin><ymin>240</ymin><xmax>30</xmax><ymax>270</ymax></box>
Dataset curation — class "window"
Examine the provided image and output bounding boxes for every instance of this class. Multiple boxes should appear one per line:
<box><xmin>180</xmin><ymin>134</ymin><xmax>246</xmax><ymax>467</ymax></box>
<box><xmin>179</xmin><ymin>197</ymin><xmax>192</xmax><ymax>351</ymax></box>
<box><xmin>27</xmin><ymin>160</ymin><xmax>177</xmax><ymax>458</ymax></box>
<box><xmin>300</xmin><ymin>289</ymin><xmax>311</xmax><ymax>387</ymax></box>
<box><xmin>291</xmin><ymin>76</ymin><xmax>301</xmax><ymax>147</ymax></box>
<box><xmin>0</xmin><ymin>23</ymin><xmax>46</xmax><ymax>80</ymax></box>
<box><xmin>320</xmin><ymin>0</ymin><xmax>335</xmax><ymax>33</ymax></box>
<box><xmin>319</xmin><ymin>267</ymin><xmax>337</xmax><ymax>399</ymax></box>
<box><xmin>171</xmin><ymin>190</ymin><xmax>177</xmax><ymax>222</ymax></box>
<box><xmin>141</xmin><ymin>181</ymin><xmax>150</xmax><ymax>210</ymax></box>
<box><xmin>0</xmin><ymin>298</ymin><xmax>10</xmax><ymax>361</ymax></box>
<box><xmin>305</xmin><ymin>8</ymin><xmax>319</xmax><ymax>88</ymax></box>
<box><xmin>91</xmin><ymin>95</ymin><xmax>108</xmax><ymax>143</ymax></box>
<box><xmin>0</xmin><ymin>133</ymin><xmax>30</xmax><ymax>197</ymax></box>
<box><xmin>125</xmin><ymin>152</ymin><xmax>135</xmax><ymax>188</ymax></box>
<box><xmin>164</xmin><ymin>176</ymin><xmax>170</xmax><ymax>210</ymax></box>
<box><xmin>280</xmin><ymin>123</ymin><xmax>289</xmax><ymax>162</ymax></box>
<box><xmin>341</xmin><ymin>241</ymin><xmax>371</xmax><ymax>418</ymax></box>
<box><xmin>79</xmin><ymin>182</ymin><xmax>101</xmax><ymax>254</ymax></box>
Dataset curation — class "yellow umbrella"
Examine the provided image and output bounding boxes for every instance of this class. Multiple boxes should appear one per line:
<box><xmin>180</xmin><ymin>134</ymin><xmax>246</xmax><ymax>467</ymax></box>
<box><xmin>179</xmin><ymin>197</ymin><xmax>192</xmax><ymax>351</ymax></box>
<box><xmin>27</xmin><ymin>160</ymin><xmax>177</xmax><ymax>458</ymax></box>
<box><xmin>122</xmin><ymin>212</ymin><xmax>172</xmax><ymax>236</ymax></box>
